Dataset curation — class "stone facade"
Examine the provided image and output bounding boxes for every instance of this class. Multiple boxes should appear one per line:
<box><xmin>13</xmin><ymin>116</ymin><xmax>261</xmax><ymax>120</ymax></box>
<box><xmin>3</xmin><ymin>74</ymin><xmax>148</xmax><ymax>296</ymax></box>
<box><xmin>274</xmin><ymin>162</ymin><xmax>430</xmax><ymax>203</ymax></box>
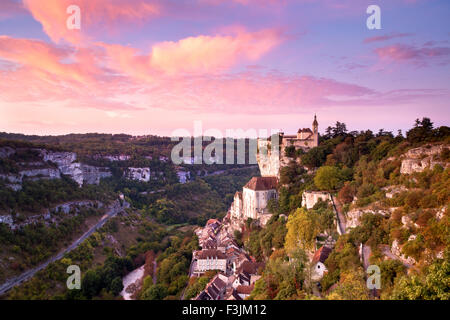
<box><xmin>301</xmin><ymin>191</ymin><xmax>331</xmax><ymax>209</ymax></box>
<box><xmin>230</xmin><ymin>177</ymin><xmax>278</xmax><ymax>221</ymax></box>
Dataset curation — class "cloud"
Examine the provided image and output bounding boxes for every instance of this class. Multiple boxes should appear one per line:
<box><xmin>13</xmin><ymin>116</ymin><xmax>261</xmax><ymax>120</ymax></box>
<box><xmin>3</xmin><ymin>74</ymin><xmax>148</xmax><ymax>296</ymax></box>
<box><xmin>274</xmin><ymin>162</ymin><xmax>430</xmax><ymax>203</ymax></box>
<box><xmin>0</xmin><ymin>31</ymin><xmax>445</xmax><ymax>119</ymax></box>
<box><xmin>99</xmin><ymin>27</ymin><xmax>285</xmax><ymax>78</ymax></box>
<box><xmin>374</xmin><ymin>43</ymin><xmax>450</xmax><ymax>67</ymax></box>
<box><xmin>23</xmin><ymin>0</ymin><xmax>160</xmax><ymax>44</ymax></box>
<box><xmin>364</xmin><ymin>33</ymin><xmax>413</xmax><ymax>44</ymax></box>
<box><xmin>149</xmin><ymin>28</ymin><xmax>284</xmax><ymax>75</ymax></box>
<box><xmin>0</xmin><ymin>0</ymin><xmax>26</xmax><ymax>20</ymax></box>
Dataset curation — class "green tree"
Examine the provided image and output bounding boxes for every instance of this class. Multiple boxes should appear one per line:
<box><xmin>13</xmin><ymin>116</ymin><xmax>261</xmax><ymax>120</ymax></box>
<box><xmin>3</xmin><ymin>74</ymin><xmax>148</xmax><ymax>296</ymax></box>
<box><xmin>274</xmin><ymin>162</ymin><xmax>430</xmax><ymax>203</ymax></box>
<box><xmin>285</xmin><ymin>208</ymin><xmax>320</xmax><ymax>253</ymax></box>
<box><xmin>141</xmin><ymin>284</ymin><xmax>168</xmax><ymax>300</ymax></box>
<box><xmin>314</xmin><ymin>166</ymin><xmax>343</xmax><ymax>191</ymax></box>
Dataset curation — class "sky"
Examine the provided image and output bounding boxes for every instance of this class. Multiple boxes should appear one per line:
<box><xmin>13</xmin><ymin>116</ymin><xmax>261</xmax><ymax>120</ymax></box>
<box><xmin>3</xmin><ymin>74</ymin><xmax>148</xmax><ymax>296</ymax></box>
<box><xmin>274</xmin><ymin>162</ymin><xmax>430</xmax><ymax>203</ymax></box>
<box><xmin>0</xmin><ymin>0</ymin><xmax>449</xmax><ymax>137</ymax></box>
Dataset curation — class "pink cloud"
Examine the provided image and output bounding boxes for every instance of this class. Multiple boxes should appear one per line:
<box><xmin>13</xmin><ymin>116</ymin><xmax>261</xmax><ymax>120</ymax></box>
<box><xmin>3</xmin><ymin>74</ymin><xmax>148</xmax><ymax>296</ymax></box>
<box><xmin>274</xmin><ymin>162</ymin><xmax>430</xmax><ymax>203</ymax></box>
<box><xmin>0</xmin><ymin>32</ymin><xmax>445</xmax><ymax>120</ymax></box>
<box><xmin>23</xmin><ymin>0</ymin><xmax>160</xmax><ymax>44</ymax></box>
<box><xmin>149</xmin><ymin>28</ymin><xmax>284</xmax><ymax>75</ymax></box>
<box><xmin>364</xmin><ymin>33</ymin><xmax>413</xmax><ymax>44</ymax></box>
<box><xmin>98</xmin><ymin>27</ymin><xmax>285</xmax><ymax>78</ymax></box>
<box><xmin>375</xmin><ymin>43</ymin><xmax>450</xmax><ymax>67</ymax></box>
<box><xmin>0</xmin><ymin>0</ymin><xmax>26</xmax><ymax>19</ymax></box>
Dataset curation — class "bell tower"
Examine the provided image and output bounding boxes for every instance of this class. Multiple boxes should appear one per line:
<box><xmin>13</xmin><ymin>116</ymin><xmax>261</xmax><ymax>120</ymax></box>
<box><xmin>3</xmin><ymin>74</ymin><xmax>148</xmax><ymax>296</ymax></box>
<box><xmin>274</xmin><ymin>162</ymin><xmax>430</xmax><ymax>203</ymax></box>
<box><xmin>312</xmin><ymin>114</ymin><xmax>319</xmax><ymax>147</ymax></box>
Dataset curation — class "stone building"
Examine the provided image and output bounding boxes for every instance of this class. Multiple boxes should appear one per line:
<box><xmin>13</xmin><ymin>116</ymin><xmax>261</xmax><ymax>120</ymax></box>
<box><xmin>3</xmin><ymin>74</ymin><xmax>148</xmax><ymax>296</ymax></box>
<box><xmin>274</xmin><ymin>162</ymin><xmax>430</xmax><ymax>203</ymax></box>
<box><xmin>193</xmin><ymin>249</ymin><xmax>228</xmax><ymax>276</ymax></box>
<box><xmin>301</xmin><ymin>191</ymin><xmax>331</xmax><ymax>209</ymax></box>
<box><xmin>257</xmin><ymin>115</ymin><xmax>319</xmax><ymax>177</ymax></box>
<box><xmin>242</xmin><ymin>176</ymin><xmax>278</xmax><ymax>220</ymax></box>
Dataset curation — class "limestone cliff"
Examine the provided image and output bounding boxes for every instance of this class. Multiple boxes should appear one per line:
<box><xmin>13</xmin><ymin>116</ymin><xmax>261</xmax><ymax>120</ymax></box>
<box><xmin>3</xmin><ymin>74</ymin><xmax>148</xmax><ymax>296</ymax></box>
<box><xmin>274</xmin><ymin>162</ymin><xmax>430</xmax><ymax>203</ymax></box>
<box><xmin>0</xmin><ymin>148</ymin><xmax>111</xmax><ymax>189</ymax></box>
<box><xmin>400</xmin><ymin>144</ymin><xmax>449</xmax><ymax>175</ymax></box>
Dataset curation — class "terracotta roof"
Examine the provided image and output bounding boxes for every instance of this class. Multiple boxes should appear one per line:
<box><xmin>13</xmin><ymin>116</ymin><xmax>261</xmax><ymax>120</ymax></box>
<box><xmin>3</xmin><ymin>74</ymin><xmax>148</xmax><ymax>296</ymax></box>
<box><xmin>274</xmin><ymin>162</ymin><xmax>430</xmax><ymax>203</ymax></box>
<box><xmin>211</xmin><ymin>277</ymin><xmax>226</xmax><ymax>291</ymax></box>
<box><xmin>206</xmin><ymin>219</ymin><xmax>220</xmax><ymax>225</ymax></box>
<box><xmin>244</xmin><ymin>176</ymin><xmax>278</xmax><ymax>191</ymax></box>
<box><xmin>298</xmin><ymin>128</ymin><xmax>313</xmax><ymax>133</ymax></box>
<box><xmin>239</xmin><ymin>261</ymin><xmax>265</xmax><ymax>275</ymax></box>
<box><xmin>236</xmin><ymin>285</ymin><xmax>254</xmax><ymax>295</ymax></box>
<box><xmin>197</xmin><ymin>249</ymin><xmax>227</xmax><ymax>260</ymax></box>
<box><xmin>312</xmin><ymin>246</ymin><xmax>332</xmax><ymax>264</ymax></box>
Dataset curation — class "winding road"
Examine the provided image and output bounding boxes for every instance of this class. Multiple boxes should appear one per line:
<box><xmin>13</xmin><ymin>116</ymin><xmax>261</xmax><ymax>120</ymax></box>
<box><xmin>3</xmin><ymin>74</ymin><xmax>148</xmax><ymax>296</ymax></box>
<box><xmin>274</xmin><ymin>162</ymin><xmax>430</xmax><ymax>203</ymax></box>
<box><xmin>0</xmin><ymin>199</ymin><xmax>129</xmax><ymax>296</ymax></box>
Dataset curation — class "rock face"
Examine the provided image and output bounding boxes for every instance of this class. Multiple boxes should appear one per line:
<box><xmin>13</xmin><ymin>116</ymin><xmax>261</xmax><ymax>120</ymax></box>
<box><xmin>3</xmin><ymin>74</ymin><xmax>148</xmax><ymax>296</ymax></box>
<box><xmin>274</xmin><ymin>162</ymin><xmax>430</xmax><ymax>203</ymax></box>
<box><xmin>0</xmin><ymin>215</ymin><xmax>14</xmax><ymax>228</ymax></box>
<box><xmin>126</xmin><ymin>167</ymin><xmax>151</xmax><ymax>182</ymax></box>
<box><xmin>0</xmin><ymin>168</ymin><xmax>61</xmax><ymax>191</ymax></box>
<box><xmin>0</xmin><ymin>147</ymin><xmax>15</xmax><ymax>158</ymax></box>
<box><xmin>391</xmin><ymin>239</ymin><xmax>416</xmax><ymax>265</ymax></box>
<box><xmin>400</xmin><ymin>144</ymin><xmax>449</xmax><ymax>175</ymax></box>
<box><xmin>383</xmin><ymin>185</ymin><xmax>408</xmax><ymax>199</ymax></box>
<box><xmin>176</xmin><ymin>169</ymin><xmax>190</xmax><ymax>184</ymax></box>
<box><xmin>346</xmin><ymin>208</ymin><xmax>390</xmax><ymax>229</ymax></box>
<box><xmin>104</xmin><ymin>155</ymin><xmax>130</xmax><ymax>162</ymax></box>
<box><xmin>301</xmin><ymin>191</ymin><xmax>331</xmax><ymax>209</ymax></box>
<box><xmin>0</xmin><ymin>148</ymin><xmax>111</xmax><ymax>189</ymax></box>
<box><xmin>41</xmin><ymin>150</ymin><xmax>111</xmax><ymax>186</ymax></box>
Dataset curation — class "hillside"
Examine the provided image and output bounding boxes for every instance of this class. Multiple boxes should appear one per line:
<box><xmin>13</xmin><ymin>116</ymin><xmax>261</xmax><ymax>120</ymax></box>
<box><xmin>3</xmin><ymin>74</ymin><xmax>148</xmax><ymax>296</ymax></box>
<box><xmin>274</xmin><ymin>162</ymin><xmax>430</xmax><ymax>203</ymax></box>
<box><xmin>0</xmin><ymin>134</ymin><xmax>258</xmax><ymax>299</ymax></box>
<box><xmin>244</xmin><ymin>118</ymin><xmax>449</xmax><ymax>300</ymax></box>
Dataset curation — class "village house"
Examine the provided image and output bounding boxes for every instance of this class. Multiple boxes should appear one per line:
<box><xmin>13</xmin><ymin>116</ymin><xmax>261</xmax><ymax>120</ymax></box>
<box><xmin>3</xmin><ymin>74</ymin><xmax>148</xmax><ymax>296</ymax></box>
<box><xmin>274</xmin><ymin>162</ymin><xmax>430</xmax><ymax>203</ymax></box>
<box><xmin>311</xmin><ymin>246</ymin><xmax>332</xmax><ymax>282</ymax></box>
<box><xmin>192</xmin><ymin>249</ymin><xmax>228</xmax><ymax>276</ymax></box>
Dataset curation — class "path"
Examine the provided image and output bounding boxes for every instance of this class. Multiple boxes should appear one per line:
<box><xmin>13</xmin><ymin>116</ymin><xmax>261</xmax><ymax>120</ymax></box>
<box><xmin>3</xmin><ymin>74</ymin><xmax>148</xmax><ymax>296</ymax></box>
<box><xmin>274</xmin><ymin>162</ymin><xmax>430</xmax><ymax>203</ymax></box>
<box><xmin>330</xmin><ymin>195</ymin><xmax>346</xmax><ymax>235</ymax></box>
<box><xmin>0</xmin><ymin>199</ymin><xmax>129</xmax><ymax>296</ymax></box>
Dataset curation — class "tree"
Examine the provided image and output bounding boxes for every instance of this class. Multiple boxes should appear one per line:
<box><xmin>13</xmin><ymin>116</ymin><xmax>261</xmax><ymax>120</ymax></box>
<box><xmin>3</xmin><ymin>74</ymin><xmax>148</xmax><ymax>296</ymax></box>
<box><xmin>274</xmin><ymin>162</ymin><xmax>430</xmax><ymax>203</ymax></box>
<box><xmin>390</xmin><ymin>255</ymin><xmax>449</xmax><ymax>300</ymax></box>
<box><xmin>285</xmin><ymin>208</ymin><xmax>320</xmax><ymax>253</ymax></box>
<box><xmin>338</xmin><ymin>183</ymin><xmax>354</xmax><ymax>204</ymax></box>
<box><xmin>110</xmin><ymin>276</ymin><xmax>124</xmax><ymax>296</ymax></box>
<box><xmin>81</xmin><ymin>269</ymin><xmax>102</xmax><ymax>299</ymax></box>
<box><xmin>327</xmin><ymin>269</ymin><xmax>369</xmax><ymax>300</ymax></box>
<box><xmin>314</xmin><ymin>166</ymin><xmax>343</xmax><ymax>191</ymax></box>
<box><xmin>141</xmin><ymin>284</ymin><xmax>168</xmax><ymax>300</ymax></box>
<box><xmin>406</xmin><ymin>117</ymin><xmax>435</xmax><ymax>143</ymax></box>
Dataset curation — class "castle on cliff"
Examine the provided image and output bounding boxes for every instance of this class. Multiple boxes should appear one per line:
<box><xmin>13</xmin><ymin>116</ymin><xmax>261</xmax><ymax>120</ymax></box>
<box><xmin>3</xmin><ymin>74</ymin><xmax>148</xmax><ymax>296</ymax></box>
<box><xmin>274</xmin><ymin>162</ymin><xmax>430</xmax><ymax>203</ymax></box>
<box><xmin>226</xmin><ymin>115</ymin><xmax>319</xmax><ymax>228</ymax></box>
<box><xmin>257</xmin><ymin>115</ymin><xmax>319</xmax><ymax>177</ymax></box>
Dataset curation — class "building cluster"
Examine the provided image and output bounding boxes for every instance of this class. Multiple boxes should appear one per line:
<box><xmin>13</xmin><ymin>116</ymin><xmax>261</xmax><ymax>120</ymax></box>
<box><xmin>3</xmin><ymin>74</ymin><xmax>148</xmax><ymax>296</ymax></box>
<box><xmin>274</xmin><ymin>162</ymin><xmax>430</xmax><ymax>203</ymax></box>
<box><xmin>224</xmin><ymin>115</ymin><xmax>320</xmax><ymax>230</ymax></box>
<box><xmin>191</xmin><ymin>219</ymin><xmax>265</xmax><ymax>300</ymax></box>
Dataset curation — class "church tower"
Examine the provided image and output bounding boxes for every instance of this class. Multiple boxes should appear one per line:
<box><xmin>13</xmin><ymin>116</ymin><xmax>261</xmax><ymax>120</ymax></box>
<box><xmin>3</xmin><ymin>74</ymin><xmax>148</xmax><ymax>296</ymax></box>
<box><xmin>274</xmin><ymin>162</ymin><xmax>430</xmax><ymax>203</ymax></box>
<box><xmin>312</xmin><ymin>114</ymin><xmax>319</xmax><ymax>147</ymax></box>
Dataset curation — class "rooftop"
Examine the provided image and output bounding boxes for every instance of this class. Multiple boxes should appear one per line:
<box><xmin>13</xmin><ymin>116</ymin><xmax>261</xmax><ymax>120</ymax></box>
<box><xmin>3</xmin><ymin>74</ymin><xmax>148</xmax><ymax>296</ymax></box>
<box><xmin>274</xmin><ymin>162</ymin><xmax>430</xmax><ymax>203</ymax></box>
<box><xmin>244</xmin><ymin>176</ymin><xmax>278</xmax><ymax>191</ymax></box>
<box><xmin>312</xmin><ymin>246</ymin><xmax>332</xmax><ymax>264</ymax></box>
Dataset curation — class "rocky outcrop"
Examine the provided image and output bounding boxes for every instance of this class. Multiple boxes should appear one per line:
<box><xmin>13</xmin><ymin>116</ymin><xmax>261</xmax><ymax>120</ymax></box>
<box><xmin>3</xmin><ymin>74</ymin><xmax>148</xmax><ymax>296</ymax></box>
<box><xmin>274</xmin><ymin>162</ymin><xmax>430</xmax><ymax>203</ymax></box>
<box><xmin>0</xmin><ymin>149</ymin><xmax>111</xmax><ymax>189</ymax></box>
<box><xmin>1</xmin><ymin>200</ymin><xmax>105</xmax><ymax>229</ymax></box>
<box><xmin>0</xmin><ymin>215</ymin><xmax>13</xmax><ymax>228</ymax></box>
<box><xmin>176</xmin><ymin>169</ymin><xmax>190</xmax><ymax>184</ymax></box>
<box><xmin>40</xmin><ymin>150</ymin><xmax>111</xmax><ymax>186</ymax></box>
<box><xmin>104</xmin><ymin>155</ymin><xmax>130</xmax><ymax>162</ymax></box>
<box><xmin>391</xmin><ymin>239</ymin><xmax>416</xmax><ymax>265</ymax></box>
<box><xmin>400</xmin><ymin>144</ymin><xmax>449</xmax><ymax>175</ymax></box>
<box><xmin>383</xmin><ymin>185</ymin><xmax>408</xmax><ymax>199</ymax></box>
<box><xmin>0</xmin><ymin>168</ymin><xmax>61</xmax><ymax>191</ymax></box>
<box><xmin>301</xmin><ymin>191</ymin><xmax>331</xmax><ymax>209</ymax></box>
<box><xmin>126</xmin><ymin>167</ymin><xmax>151</xmax><ymax>182</ymax></box>
<box><xmin>0</xmin><ymin>147</ymin><xmax>15</xmax><ymax>158</ymax></box>
<box><xmin>346</xmin><ymin>208</ymin><xmax>390</xmax><ymax>229</ymax></box>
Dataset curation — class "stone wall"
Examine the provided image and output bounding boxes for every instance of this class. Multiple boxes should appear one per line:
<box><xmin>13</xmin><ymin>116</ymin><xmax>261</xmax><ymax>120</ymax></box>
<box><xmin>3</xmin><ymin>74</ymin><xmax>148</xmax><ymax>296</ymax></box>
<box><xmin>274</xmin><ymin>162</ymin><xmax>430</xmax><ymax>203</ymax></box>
<box><xmin>301</xmin><ymin>191</ymin><xmax>331</xmax><ymax>209</ymax></box>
